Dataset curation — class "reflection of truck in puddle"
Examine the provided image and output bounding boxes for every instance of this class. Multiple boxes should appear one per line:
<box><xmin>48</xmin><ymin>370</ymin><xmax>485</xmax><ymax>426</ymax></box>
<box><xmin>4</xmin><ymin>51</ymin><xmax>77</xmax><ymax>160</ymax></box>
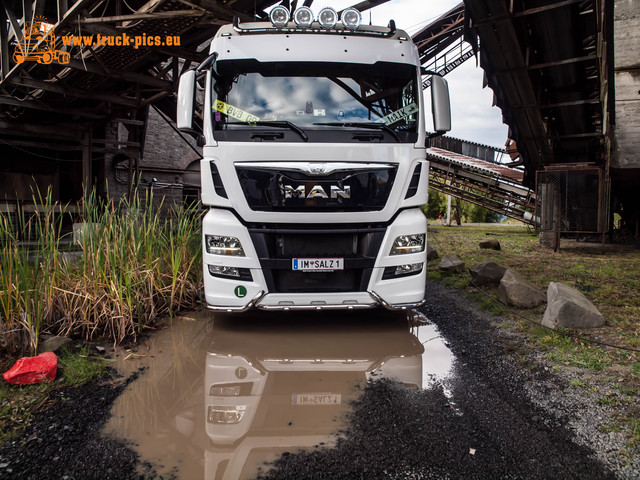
<box><xmin>177</xmin><ymin>6</ymin><xmax>451</xmax><ymax>312</ymax></box>
<box><xmin>205</xmin><ymin>313</ymin><xmax>425</xmax><ymax>479</ymax></box>
<box><xmin>14</xmin><ymin>21</ymin><xmax>70</xmax><ymax>64</ymax></box>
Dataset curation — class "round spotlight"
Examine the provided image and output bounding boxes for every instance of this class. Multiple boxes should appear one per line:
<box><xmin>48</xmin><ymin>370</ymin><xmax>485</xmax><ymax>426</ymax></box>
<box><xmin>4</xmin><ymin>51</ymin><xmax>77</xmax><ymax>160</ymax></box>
<box><xmin>293</xmin><ymin>6</ymin><xmax>314</xmax><ymax>28</ymax></box>
<box><xmin>317</xmin><ymin>7</ymin><xmax>338</xmax><ymax>29</ymax></box>
<box><xmin>340</xmin><ymin>7</ymin><xmax>362</xmax><ymax>30</ymax></box>
<box><xmin>269</xmin><ymin>5</ymin><xmax>290</xmax><ymax>28</ymax></box>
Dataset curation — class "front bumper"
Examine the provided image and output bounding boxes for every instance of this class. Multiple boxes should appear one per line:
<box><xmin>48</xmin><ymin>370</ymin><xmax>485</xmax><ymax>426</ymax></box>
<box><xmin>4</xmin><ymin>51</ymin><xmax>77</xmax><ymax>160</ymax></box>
<box><xmin>202</xmin><ymin>208</ymin><xmax>427</xmax><ymax>311</ymax></box>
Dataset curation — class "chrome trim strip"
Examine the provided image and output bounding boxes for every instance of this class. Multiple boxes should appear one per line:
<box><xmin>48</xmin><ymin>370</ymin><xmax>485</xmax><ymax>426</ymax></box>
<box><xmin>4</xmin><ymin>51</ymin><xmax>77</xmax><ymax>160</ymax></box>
<box><xmin>206</xmin><ymin>290</ymin><xmax>425</xmax><ymax>312</ymax></box>
<box><xmin>235</xmin><ymin>161</ymin><xmax>397</xmax><ymax>176</ymax></box>
<box><xmin>368</xmin><ymin>291</ymin><xmax>426</xmax><ymax>311</ymax></box>
<box><xmin>206</xmin><ymin>290</ymin><xmax>266</xmax><ymax>313</ymax></box>
<box><xmin>257</xmin><ymin>302</ymin><xmax>377</xmax><ymax>311</ymax></box>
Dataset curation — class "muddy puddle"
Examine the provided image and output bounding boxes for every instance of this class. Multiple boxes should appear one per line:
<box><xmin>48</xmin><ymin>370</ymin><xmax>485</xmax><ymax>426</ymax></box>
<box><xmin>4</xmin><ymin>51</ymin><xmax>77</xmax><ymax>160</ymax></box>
<box><xmin>103</xmin><ymin>309</ymin><xmax>455</xmax><ymax>479</ymax></box>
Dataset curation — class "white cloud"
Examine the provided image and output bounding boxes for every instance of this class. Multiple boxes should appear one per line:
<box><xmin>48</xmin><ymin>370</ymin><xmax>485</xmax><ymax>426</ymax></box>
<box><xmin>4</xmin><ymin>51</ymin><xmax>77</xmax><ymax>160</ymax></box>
<box><xmin>313</xmin><ymin>0</ymin><xmax>509</xmax><ymax>148</ymax></box>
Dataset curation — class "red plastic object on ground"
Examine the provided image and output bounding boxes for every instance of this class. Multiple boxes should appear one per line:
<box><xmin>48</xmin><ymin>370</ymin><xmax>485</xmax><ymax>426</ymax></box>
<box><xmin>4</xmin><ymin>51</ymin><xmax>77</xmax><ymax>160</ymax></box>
<box><xmin>2</xmin><ymin>352</ymin><xmax>58</xmax><ymax>385</ymax></box>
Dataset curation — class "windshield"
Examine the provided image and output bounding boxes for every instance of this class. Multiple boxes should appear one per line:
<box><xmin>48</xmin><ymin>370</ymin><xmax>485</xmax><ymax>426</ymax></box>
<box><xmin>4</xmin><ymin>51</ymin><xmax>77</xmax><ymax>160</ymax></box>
<box><xmin>211</xmin><ymin>60</ymin><xmax>419</xmax><ymax>143</ymax></box>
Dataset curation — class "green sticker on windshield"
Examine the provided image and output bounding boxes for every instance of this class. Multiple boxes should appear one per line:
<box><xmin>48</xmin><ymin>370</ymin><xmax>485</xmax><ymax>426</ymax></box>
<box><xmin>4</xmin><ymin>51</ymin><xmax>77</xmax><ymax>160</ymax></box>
<box><xmin>379</xmin><ymin>102</ymin><xmax>418</xmax><ymax>125</ymax></box>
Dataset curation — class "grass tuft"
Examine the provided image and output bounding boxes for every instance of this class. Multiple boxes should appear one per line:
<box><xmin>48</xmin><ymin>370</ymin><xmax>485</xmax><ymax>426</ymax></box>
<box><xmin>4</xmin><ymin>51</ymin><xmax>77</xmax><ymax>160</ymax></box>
<box><xmin>0</xmin><ymin>187</ymin><xmax>203</xmax><ymax>354</ymax></box>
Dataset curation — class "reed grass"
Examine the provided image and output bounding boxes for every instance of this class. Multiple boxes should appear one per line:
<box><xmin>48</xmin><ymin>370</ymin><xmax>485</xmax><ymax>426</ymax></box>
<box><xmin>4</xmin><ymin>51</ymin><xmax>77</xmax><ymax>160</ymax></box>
<box><xmin>0</xmin><ymin>188</ymin><xmax>203</xmax><ymax>354</ymax></box>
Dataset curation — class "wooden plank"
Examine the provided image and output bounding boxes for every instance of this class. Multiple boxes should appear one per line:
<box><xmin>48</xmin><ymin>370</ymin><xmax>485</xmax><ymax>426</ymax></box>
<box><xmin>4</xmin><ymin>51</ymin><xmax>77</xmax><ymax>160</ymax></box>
<box><xmin>0</xmin><ymin>94</ymin><xmax>107</xmax><ymax>118</ymax></box>
<box><xmin>80</xmin><ymin>10</ymin><xmax>204</xmax><ymax>24</ymax></box>
<box><xmin>9</xmin><ymin>75</ymin><xmax>139</xmax><ymax>107</ymax></box>
<box><xmin>0</xmin><ymin>119</ymin><xmax>84</xmax><ymax>139</ymax></box>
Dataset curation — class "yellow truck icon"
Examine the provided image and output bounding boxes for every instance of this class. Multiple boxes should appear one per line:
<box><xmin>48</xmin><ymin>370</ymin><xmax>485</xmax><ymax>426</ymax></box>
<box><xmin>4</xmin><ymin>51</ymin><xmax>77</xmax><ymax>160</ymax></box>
<box><xmin>13</xmin><ymin>21</ymin><xmax>70</xmax><ymax>65</ymax></box>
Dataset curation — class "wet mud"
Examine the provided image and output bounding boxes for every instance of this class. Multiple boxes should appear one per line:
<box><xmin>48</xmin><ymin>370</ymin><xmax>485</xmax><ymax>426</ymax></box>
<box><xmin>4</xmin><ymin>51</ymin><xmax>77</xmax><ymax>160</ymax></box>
<box><xmin>104</xmin><ymin>308</ymin><xmax>451</xmax><ymax>479</ymax></box>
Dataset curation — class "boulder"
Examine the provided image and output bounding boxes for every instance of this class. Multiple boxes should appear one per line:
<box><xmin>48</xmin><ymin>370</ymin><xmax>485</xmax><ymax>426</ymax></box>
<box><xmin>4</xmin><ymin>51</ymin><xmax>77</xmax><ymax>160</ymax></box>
<box><xmin>39</xmin><ymin>335</ymin><xmax>72</xmax><ymax>354</ymax></box>
<box><xmin>479</xmin><ymin>237</ymin><xmax>501</xmax><ymax>250</ymax></box>
<box><xmin>439</xmin><ymin>254</ymin><xmax>465</xmax><ymax>273</ymax></box>
<box><xmin>469</xmin><ymin>261</ymin><xmax>507</xmax><ymax>287</ymax></box>
<box><xmin>426</xmin><ymin>244</ymin><xmax>439</xmax><ymax>260</ymax></box>
<box><xmin>542</xmin><ymin>282</ymin><xmax>605</xmax><ymax>329</ymax></box>
<box><xmin>498</xmin><ymin>269</ymin><xmax>545</xmax><ymax>308</ymax></box>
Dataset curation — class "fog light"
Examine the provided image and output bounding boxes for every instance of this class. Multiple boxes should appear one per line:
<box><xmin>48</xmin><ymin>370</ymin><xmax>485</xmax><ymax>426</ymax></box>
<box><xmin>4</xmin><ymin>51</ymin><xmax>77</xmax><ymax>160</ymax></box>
<box><xmin>293</xmin><ymin>7</ymin><xmax>314</xmax><ymax>28</ymax></box>
<box><xmin>209</xmin><ymin>265</ymin><xmax>240</xmax><ymax>277</ymax></box>
<box><xmin>205</xmin><ymin>235</ymin><xmax>245</xmax><ymax>256</ymax></box>
<box><xmin>207</xmin><ymin>405</ymin><xmax>246</xmax><ymax>424</ymax></box>
<box><xmin>340</xmin><ymin>7</ymin><xmax>362</xmax><ymax>30</ymax></box>
<box><xmin>270</xmin><ymin>5</ymin><xmax>290</xmax><ymax>28</ymax></box>
<box><xmin>317</xmin><ymin>7</ymin><xmax>338</xmax><ymax>29</ymax></box>
<box><xmin>395</xmin><ymin>263</ymin><xmax>423</xmax><ymax>275</ymax></box>
<box><xmin>210</xmin><ymin>382</ymin><xmax>253</xmax><ymax>396</ymax></box>
<box><xmin>389</xmin><ymin>234</ymin><xmax>425</xmax><ymax>255</ymax></box>
<box><xmin>382</xmin><ymin>262</ymin><xmax>423</xmax><ymax>280</ymax></box>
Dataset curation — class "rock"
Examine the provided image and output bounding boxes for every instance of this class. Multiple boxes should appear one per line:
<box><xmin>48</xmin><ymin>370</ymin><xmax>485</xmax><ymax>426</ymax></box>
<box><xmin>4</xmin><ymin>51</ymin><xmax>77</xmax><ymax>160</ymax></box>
<box><xmin>542</xmin><ymin>282</ymin><xmax>605</xmax><ymax>329</ymax></box>
<box><xmin>426</xmin><ymin>244</ymin><xmax>439</xmax><ymax>260</ymax></box>
<box><xmin>40</xmin><ymin>336</ymin><xmax>72</xmax><ymax>354</ymax></box>
<box><xmin>469</xmin><ymin>261</ymin><xmax>507</xmax><ymax>287</ymax></box>
<box><xmin>479</xmin><ymin>237</ymin><xmax>501</xmax><ymax>250</ymax></box>
<box><xmin>439</xmin><ymin>254</ymin><xmax>465</xmax><ymax>273</ymax></box>
<box><xmin>498</xmin><ymin>269</ymin><xmax>545</xmax><ymax>308</ymax></box>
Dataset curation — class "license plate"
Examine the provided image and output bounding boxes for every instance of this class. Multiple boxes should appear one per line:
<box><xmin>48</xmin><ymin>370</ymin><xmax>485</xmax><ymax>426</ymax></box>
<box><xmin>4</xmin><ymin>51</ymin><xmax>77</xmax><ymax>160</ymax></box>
<box><xmin>291</xmin><ymin>393</ymin><xmax>342</xmax><ymax>405</ymax></box>
<box><xmin>292</xmin><ymin>258</ymin><xmax>344</xmax><ymax>271</ymax></box>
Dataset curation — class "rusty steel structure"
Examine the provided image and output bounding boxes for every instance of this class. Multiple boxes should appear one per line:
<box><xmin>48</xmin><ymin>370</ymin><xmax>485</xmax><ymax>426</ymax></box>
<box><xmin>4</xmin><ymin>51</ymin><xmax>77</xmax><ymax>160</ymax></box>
<box><xmin>0</xmin><ymin>0</ymin><xmax>398</xmax><ymax>208</ymax></box>
<box><xmin>2</xmin><ymin>0</ymin><xmax>636</xmax><ymax>240</ymax></box>
<box><xmin>427</xmin><ymin>139</ymin><xmax>535</xmax><ymax>224</ymax></box>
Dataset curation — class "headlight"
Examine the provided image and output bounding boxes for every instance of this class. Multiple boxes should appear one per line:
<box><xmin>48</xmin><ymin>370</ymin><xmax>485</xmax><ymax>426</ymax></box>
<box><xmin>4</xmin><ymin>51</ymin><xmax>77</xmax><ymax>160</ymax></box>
<box><xmin>317</xmin><ymin>7</ymin><xmax>338</xmax><ymax>29</ymax></box>
<box><xmin>270</xmin><ymin>5</ymin><xmax>290</xmax><ymax>28</ymax></box>
<box><xmin>390</xmin><ymin>234</ymin><xmax>425</xmax><ymax>255</ymax></box>
<box><xmin>293</xmin><ymin>7</ymin><xmax>314</xmax><ymax>28</ymax></box>
<box><xmin>340</xmin><ymin>7</ymin><xmax>362</xmax><ymax>30</ymax></box>
<box><xmin>207</xmin><ymin>405</ymin><xmax>246</xmax><ymax>424</ymax></box>
<box><xmin>205</xmin><ymin>235</ymin><xmax>245</xmax><ymax>256</ymax></box>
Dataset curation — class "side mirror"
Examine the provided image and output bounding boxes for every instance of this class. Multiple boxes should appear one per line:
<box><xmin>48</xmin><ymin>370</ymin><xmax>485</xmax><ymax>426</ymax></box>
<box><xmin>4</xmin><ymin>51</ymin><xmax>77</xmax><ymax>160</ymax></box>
<box><xmin>431</xmin><ymin>75</ymin><xmax>451</xmax><ymax>134</ymax></box>
<box><xmin>177</xmin><ymin>69</ymin><xmax>196</xmax><ymax>131</ymax></box>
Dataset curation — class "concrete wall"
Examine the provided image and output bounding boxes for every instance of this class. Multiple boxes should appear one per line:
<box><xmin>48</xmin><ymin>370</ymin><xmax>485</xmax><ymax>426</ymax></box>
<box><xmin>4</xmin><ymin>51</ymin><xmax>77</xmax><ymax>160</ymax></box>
<box><xmin>612</xmin><ymin>0</ymin><xmax>640</xmax><ymax>170</ymax></box>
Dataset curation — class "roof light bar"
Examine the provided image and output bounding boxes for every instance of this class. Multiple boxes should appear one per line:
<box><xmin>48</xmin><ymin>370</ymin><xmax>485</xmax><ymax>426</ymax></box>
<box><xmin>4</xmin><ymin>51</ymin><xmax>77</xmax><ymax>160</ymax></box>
<box><xmin>293</xmin><ymin>6</ymin><xmax>314</xmax><ymax>28</ymax></box>
<box><xmin>269</xmin><ymin>5</ymin><xmax>290</xmax><ymax>28</ymax></box>
<box><xmin>317</xmin><ymin>7</ymin><xmax>338</xmax><ymax>29</ymax></box>
<box><xmin>340</xmin><ymin>7</ymin><xmax>362</xmax><ymax>30</ymax></box>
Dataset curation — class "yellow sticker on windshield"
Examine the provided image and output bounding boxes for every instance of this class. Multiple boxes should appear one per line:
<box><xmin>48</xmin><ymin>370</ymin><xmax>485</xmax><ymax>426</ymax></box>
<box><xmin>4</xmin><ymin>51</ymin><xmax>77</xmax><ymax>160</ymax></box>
<box><xmin>379</xmin><ymin>103</ymin><xmax>419</xmax><ymax>125</ymax></box>
<box><xmin>214</xmin><ymin>100</ymin><xmax>260</xmax><ymax>123</ymax></box>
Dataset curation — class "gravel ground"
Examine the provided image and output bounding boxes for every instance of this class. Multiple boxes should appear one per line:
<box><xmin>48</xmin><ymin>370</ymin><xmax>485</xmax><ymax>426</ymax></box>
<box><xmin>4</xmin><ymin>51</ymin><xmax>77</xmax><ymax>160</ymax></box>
<box><xmin>254</xmin><ymin>280</ymin><xmax>636</xmax><ymax>479</ymax></box>
<box><xmin>0</xmin><ymin>369</ymin><xmax>158</xmax><ymax>480</ymax></box>
<box><xmin>1</xmin><ymin>279</ymin><xmax>638</xmax><ymax>479</ymax></box>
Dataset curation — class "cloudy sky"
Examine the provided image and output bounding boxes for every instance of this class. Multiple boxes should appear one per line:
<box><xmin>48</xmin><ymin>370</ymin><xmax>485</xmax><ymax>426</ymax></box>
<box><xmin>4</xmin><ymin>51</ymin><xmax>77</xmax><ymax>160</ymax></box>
<box><xmin>310</xmin><ymin>0</ymin><xmax>510</xmax><ymax>148</ymax></box>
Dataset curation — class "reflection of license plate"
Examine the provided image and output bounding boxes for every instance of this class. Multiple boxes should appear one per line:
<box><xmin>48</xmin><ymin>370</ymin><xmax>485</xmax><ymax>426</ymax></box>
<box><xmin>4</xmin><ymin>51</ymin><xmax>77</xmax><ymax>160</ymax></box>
<box><xmin>292</xmin><ymin>393</ymin><xmax>342</xmax><ymax>405</ymax></box>
<box><xmin>292</xmin><ymin>258</ymin><xmax>344</xmax><ymax>271</ymax></box>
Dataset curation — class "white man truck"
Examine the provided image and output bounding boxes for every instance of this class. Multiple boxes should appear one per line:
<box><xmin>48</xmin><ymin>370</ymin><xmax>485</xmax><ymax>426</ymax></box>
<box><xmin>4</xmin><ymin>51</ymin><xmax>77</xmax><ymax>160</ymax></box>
<box><xmin>177</xmin><ymin>6</ymin><xmax>451</xmax><ymax>312</ymax></box>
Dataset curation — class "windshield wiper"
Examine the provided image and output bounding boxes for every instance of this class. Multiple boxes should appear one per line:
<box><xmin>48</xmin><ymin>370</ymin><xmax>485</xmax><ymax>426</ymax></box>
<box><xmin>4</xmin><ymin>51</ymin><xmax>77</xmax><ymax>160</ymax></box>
<box><xmin>313</xmin><ymin>122</ymin><xmax>401</xmax><ymax>142</ymax></box>
<box><xmin>227</xmin><ymin>121</ymin><xmax>308</xmax><ymax>142</ymax></box>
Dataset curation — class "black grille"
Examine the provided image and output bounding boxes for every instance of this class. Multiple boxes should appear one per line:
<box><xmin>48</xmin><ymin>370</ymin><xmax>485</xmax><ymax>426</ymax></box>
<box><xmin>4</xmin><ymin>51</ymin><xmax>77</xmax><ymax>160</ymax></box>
<box><xmin>249</xmin><ymin>227</ymin><xmax>385</xmax><ymax>293</ymax></box>
<box><xmin>236</xmin><ymin>165</ymin><xmax>397</xmax><ymax>212</ymax></box>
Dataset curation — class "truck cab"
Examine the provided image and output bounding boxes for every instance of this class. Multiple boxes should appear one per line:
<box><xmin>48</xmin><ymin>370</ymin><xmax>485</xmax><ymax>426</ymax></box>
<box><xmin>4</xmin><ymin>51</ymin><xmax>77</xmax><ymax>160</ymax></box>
<box><xmin>177</xmin><ymin>7</ymin><xmax>450</xmax><ymax>312</ymax></box>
